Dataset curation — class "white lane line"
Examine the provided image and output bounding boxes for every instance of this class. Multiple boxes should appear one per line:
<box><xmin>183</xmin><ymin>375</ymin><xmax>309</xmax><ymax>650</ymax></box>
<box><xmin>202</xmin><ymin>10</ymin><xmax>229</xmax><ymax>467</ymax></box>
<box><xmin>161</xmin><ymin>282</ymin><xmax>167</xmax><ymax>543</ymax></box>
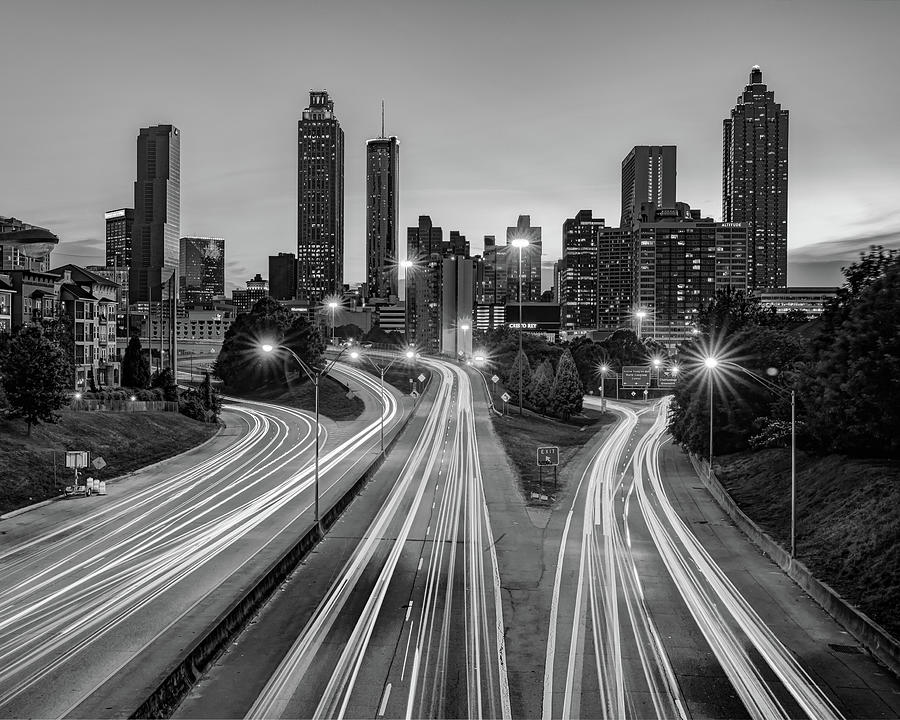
<box><xmin>377</xmin><ymin>682</ymin><xmax>392</xmax><ymax>716</ymax></box>
<box><xmin>405</xmin><ymin>602</ymin><xmax>413</xmax><ymax>622</ymax></box>
<box><xmin>401</xmin><ymin>621</ymin><xmax>415</xmax><ymax>681</ymax></box>
<box><xmin>417</xmin><ymin>557</ymin><xmax>423</xmax><ymax>572</ymax></box>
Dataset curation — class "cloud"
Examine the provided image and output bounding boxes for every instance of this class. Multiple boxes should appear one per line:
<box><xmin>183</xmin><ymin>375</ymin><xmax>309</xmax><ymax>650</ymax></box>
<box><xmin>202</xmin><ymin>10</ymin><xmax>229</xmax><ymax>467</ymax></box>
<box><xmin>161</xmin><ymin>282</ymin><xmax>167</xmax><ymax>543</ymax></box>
<box><xmin>788</xmin><ymin>227</ymin><xmax>900</xmax><ymax>287</ymax></box>
<box><xmin>51</xmin><ymin>236</ymin><xmax>105</xmax><ymax>265</ymax></box>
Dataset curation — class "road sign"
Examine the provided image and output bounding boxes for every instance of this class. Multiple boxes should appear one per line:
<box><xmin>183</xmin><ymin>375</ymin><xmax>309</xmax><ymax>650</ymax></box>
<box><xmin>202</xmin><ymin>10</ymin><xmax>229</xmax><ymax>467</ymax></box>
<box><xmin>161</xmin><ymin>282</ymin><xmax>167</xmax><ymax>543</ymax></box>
<box><xmin>91</xmin><ymin>456</ymin><xmax>107</xmax><ymax>470</ymax></box>
<box><xmin>659</xmin><ymin>368</ymin><xmax>678</xmax><ymax>387</ymax></box>
<box><xmin>536</xmin><ymin>446</ymin><xmax>559</xmax><ymax>466</ymax></box>
<box><xmin>418</xmin><ymin>373</ymin><xmax>426</xmax><ymax>383</ymax></box>
<box><xmin>621</xmin><ymin>366</ymin><xmax>651</xmax><ymax>388</ymax></box>
<box><xmin>346</xmin><ymin>390</ymin><xmax>356</xmax><ymax>400</ymax></box>
<box><xmin>411</xmin><ymin>390</ymin><xmax>419</xmax><ymax>398</ymax></box>
<box><xmin>65</xmin><ymin>451</ymin><xmax>88</xmax><ymax>469</ymax></box>
<box><xmin>491</xmin><ymin>375</ymin><xmax>499</xmax><ymax>384</ymax></box>
<box><xmin>500</xmin><ymin>392</ymin><xmax>511</xmax><ymax>403</ymax></box>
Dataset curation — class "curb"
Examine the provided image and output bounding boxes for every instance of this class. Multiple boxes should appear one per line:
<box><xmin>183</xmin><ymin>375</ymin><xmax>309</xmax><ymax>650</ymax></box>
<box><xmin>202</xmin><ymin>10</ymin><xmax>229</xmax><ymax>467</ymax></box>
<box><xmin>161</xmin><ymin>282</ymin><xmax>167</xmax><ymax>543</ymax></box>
<box><xmin>689</xmin><ymin>453</ymin><xmax>900</xmax><ymax>680</ymax></box>
<box><xmin>129</xmin><ymin>385</ymin><xmax>424</xmax><ymax>719</ymax></box>
<box><xmin>0</xmin><ymin>422</ymin><xmax>226</xmax><ymax>522</ymax></box>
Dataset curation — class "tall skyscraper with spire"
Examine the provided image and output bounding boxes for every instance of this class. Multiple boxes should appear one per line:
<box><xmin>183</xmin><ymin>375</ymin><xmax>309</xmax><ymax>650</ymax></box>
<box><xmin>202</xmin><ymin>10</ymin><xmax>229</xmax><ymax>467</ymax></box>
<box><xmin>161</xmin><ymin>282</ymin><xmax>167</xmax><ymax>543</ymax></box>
<box><xmin>723</xmin><ymin>65</ymin><xmax>789</xmax><ymax>289</ymax></box>
<box><xmin>365</xmin><ymin>103</ymin><xmax>399</xmax><ymax>300</ymax></box>
<box><xmin>298</xmin><ymin>90</ymin><xmax>344</xmax><ymax>302</ymax></box>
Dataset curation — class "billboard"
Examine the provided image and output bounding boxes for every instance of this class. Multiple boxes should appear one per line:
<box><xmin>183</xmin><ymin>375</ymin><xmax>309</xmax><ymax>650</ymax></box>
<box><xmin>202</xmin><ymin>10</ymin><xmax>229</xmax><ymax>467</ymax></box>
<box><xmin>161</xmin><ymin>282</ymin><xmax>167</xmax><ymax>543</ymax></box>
<box><xmin>621</xmin><ymin>366</ymin><xmax>651</xmax><ymax>387</ymax></box>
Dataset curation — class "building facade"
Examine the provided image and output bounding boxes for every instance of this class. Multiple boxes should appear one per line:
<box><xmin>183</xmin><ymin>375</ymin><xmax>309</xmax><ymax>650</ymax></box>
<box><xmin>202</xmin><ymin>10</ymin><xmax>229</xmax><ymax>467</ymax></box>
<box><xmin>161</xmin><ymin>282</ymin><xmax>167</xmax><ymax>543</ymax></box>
<box><xmin>365</xmin><ymin>134</ymin><xmax>399</xmax><ymax>300</ymax></box>
<box><xmin>298</xmin><ymin>90</ymin><xmax>344</xmax><ymax>302</ymax></box>
<box><xmin>440</xmin><ymin>256</ymin><xmax>475</xmax><ymax>357</ymax></box>
<box><xmin>131</xmin><ymin>124</ymin><xmax>180</xmax><ymax>303</ymax></box>
<box><xmin>105</xmin><ymin>208</ymin><xmax>134</xmax><ymax>269</ymax></box>
<box><xmin>505</xmin><ymin>215</ymin><xmax>542</xmax><ymax>302</ymax></box>
<box><xmin>621</xmin><ymin>146</ymin><xmax>676</xmax><ymax>228</ymax></box>
<box><xmin>232</xmin><ymin>274</ymin><xmax>269</xmax><ymax>314</ymax></box>
<box><xmin>179</xmin><ymin>236</ymin><xmax>225</xmax><ymax>303</ymax></box>
<box><xmin>0</xmin><ymin>275</ymin><xmax>13</xmax><ymax>333</ymax></box>
<box><xmin>723</xmin><ymin>66</ymin><xmax>789</xmax><ymax>289</ymax></box>
<box><xmin>561</xmin><ymin>210</ymin><xmax>603</xmax><ymax>330</ymax></box>
<box><xmin>755</xmin><ymin>286</ymin><xmax>837</xmax><ymax>319</ymax></box>
<box><xmin>1</xmin><ymin>216</ymin><xmax>59</xmax><ymax>272</ymax></box>
<box><xmin>269</xmin><ymin>252</ymin><xmax>298</xmax><ymax>300</ymax></box>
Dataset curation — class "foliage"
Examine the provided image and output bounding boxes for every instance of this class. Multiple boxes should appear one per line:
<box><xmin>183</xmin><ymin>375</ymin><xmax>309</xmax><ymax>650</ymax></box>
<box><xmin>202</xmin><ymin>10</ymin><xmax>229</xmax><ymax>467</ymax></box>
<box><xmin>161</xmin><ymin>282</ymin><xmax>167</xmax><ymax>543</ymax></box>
<box><xmin>0</xmin><ymin>326</ymin><xmax>72</xmax><ymax>434</ymax></box>
<box><xmin>335</xmin><ymin>323</ymin><xmax>364</xmax><ymax>340</ymax></box>
<box><xmin>180</xmin><ymin>372</ymin><xmax>223</xmax><ymax>422</ymax></box>
<box><xmin>570</xmin><ymin>338</ymin><xmax>607</xmax><ymax>391</ymax></box>
<box><xmin>550</xmin><ymin>349</ymin><xmax>584</xmax><ymax>421</ymax></box>
<box><xmin>214</xmin><ymin>297</ymin><xmax>324</xmax><ymax>392</ymax></box>
<box><xmin>41</xmin><ymin>312</ymin><xmax>76</xmax><ymax>388</ymax></box>
<box><xmin>363</xmin><ymin>324</ymin><xmax>402</xmax><ymax>346</ymax></box>
<box><xmin>527</xmin><ymin>359</ymin><xmax>554</xmax><ymax>414</ymax></box>
<box><xmin>800</xmin><ymin>254</ymin><xmax>900</xmax><ymax>457</ymax></box>
<box><xmin>506</xmin><ymin>349</ymin><xmax>532</xmax><ymax>405</ymax></box>
<box><xmin>597</xmin><ymin>329</ymin><xmax>648</xmax><ymax>370</ymax></box>
<box><xmin>121</xmin><ymin>335</ymin><xmax>151</xmax><ymax>389</ymax></box>
<box><xmin>748</xmin><ymin>418</ymin><xmax>807</xmax><ymax>451</ymax></box>
<box><xmin>697</xmin><ymin>287</ymin><xmax>776</xmax><ymax>337</ymax></box>
<box><xmin>150</xmin><ymin>367</ymin><xmax>178</xmax><ymax>401</ymax></box>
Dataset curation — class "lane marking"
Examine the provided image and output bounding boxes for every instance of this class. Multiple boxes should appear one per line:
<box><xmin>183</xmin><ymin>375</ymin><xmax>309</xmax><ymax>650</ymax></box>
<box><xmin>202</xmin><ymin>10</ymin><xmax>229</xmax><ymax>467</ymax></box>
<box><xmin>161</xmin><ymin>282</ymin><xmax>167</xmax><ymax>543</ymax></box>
<box><xmin>378</xmin><ymin>682</ymin><xmax>392</xmax><ymax>716</ymax></box>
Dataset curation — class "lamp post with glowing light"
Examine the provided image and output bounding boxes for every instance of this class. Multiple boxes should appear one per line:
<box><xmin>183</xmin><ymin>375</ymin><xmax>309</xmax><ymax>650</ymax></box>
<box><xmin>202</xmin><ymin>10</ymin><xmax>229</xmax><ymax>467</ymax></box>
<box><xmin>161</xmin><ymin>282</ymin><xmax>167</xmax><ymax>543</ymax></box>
<box><xmin>460</xmin><ymin>321</ymin><xmax>470</xmax><ymax>360</ymax></box>
<box><xmin>599</xmin><ymin>364</ymin><xmax>609</xmax><ymax>412</ymax></box>
<box><xmin>327</xmin><ymin>301</ymin><xmax>339</xmax><ymax>346</ymax></box>
<box><xmin>260</xmin><ymin>342</ymin><xmax>349</xmax><ymax>538</ymax></box>
<box><xmin>703</xmin><ymin>356</ymin><xmax>719</xmax><ymax>482</ymax></box>
<box><xmin>636</xmin><ymin>309</ymin><xmax>647</xmax><ymax>340</ymax></box>
<box><xmin>511</xmin><ymin>237</ymin><xmax>529</xmax><ymax>415</ymax></box>
<box><xmin>350</xmin><ymin>348</ymin><xmax>414</xmax><ymax>453</ymax></box>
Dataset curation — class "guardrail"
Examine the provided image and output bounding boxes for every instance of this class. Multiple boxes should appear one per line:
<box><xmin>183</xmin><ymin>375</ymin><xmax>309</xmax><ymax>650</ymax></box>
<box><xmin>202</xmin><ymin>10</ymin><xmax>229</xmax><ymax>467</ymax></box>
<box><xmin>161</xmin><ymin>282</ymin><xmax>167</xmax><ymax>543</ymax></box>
<box><xmin>70</xmin><ymin>399</ymin><xmax>179</xmax><ymax>412</ymax></box>
<box><xmin>690</xmin><ymin>453</ymin><xmax>900</xmax><ymax>679</ymax></box>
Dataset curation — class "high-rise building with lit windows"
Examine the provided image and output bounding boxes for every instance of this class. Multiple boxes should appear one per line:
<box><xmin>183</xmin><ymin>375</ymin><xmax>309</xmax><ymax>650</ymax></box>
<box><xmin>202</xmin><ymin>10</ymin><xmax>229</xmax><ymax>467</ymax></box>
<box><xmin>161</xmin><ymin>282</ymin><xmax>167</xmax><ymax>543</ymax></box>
<box><xmin>505</xmin><ymin>215</ymin><xmax>542</xmax><ymax>302</ymax></box>
<box><xmin>365</xmin><ymin>133</ymin><xmax>399</xmax><ymax>300</ymax></box>
<box><xmin>723</xmin><ymin>65</ymin><xmax>789</xmax><ymax>289</ymax></box>
<box><xmin>105</xmin><ymin>208</ymin><xmax>133</xmax><ymax>269</ymax></box>
<box><xmin>298</xmin><ymin>90</ymin><xmax>344</xmax><ymax>302</ymax></box>
<box><xmin>131</xmin><ymin>124</ymin><xmax>180</xmax><ymax>303</ymax></box>
<box><xmin>179</xmin><ymin>236</ymin><xmax>225</xmax><ymax>303</ymax></box>
<box><xmin>621</xmin><ymin>146</ymin><xmax>676</xmax><ymax>228</ymax></box>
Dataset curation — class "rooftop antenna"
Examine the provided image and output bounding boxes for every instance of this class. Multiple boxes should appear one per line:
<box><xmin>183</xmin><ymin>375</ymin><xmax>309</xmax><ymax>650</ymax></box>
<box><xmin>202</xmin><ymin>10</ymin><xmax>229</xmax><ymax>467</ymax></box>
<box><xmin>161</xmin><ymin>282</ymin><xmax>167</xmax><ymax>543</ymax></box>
<box><xmin>381</xmin><ymin>99</ymin><xmax>385</xmax><ymax>138</ymax></box>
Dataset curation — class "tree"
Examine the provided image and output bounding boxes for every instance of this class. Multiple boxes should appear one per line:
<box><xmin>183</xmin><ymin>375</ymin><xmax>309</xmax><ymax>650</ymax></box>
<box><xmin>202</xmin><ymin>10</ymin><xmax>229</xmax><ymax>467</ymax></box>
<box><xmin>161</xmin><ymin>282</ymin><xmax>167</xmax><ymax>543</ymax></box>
<box><xmin>335</xmin><ymin>323</ymin><xmax>364</xmax><ymax>341</ymax></box>
<box><xmin>598</xmin><ymin>329</ymin><xmax>646</xmax><ymax>370</ymax></box>
<box><xmin>122</xmin><ymin>335</ymin><xmax>151</xmax><ymax>389</ymax></box>
<box><xmin>527</xmin><ymin>359</ymin><xmax>554</xmax><ymax>414</ymax></box>
<box><xmin>41</xmin><ymin>312</ymin><xmax>75</xmax><ymax>388</ymax></box>
<box><xmin>1</xmin><ymin>326</ymin><xmax>71</xmax><ymax>435</ymax></box>
<box><xmin>150</xmin><ymin>367</ymin><xmax>178</xmax><ymax>401</ymax></box>
<box><xmin>179</xmin><ymin>372</ymin><xmax>222</xmax><ymax>422</ymax></box>
<box><xmin>506</xmin><ymin>349</ymin><xmax>532</xmax><ymax>405</ymax></box>
<box><xmin>550</xmin><ymin>349</ymin><xmax>584</xmax><ymax>421</ymax></box>
<box><xmin>214</xmin><ymin>297</ymin><xmax>324</xmax><ymax>392</ymax></box>
<box><xmin>570</xmin><ymin>339</ymin><xmax>607</xmax><ymax>392</ymax></box>
<box><xmin>697</xmin><ymin>287</ymin><xmax>776</xmax><ymax>337</ymax></box>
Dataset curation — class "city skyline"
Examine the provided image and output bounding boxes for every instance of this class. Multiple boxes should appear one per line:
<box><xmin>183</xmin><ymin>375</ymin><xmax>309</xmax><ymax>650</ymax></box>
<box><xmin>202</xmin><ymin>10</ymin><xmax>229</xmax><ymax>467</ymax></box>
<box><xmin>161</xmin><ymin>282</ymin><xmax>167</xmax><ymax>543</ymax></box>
<box><xmin>2</xmin><ymin>0</ymin><xmax>899</xmax><ymax>293</ymax></box>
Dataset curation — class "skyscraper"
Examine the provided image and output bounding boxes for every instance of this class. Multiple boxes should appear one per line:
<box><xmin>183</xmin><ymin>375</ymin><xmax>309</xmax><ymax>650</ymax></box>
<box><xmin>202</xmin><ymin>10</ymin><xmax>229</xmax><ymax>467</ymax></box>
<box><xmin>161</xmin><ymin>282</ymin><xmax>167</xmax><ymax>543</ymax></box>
<box><xmin>131</xmin><ymin>124</ymin><xmax>180</xmax><ymax>303</ymax></box>
<box><xmin>723</xmin><ymin>65</ymin><xmax>789</xmax><ymax>289</ymax></box>
<box><xmin>366</xmin><ymin>128</ymin><xmax>399</xmax><ymax>300</ymax></box>
<box><xmin>620</xmin><ymin>146</ymin><xmax>676</xmax><ymax>227</ymax></box>
<box><xmin>298</xmin><ymin>90</ymin><xmax>344</xmax><ymax>302</ymax></box>
<box><xmin>105</xmin><ymin>208</ymin><xmax>134</xmax><ymax>269</ymax></box>
<box><xmin>505</xmin><ymin>215</ymin><xmax>542</xmax><ymax>302</ymax></box>
<box><xmin>179</xmin><ymin>237</ymin><xmax>225</xmax><ymax>303</ymax></box>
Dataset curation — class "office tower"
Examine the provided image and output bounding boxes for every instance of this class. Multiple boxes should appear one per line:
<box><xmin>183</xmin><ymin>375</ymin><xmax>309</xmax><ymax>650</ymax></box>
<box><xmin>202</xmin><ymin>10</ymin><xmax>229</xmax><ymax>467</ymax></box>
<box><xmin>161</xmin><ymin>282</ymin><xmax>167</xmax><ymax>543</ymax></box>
<box><xmin>180</xmin><ymin>237</ymin><xmax>225</xmax><ymax>303</ymax></box>
<box><xmin>366</xmin><ymin>130</ymin><xmax>399</xmax><ymax>300</ymax></box>
<box><xmin>448</xmin><ymin>230</ymin><xmax>469</xmax><ymax>257</ymax></box>
<box><xmin>131</xmin><ymin>124</ymin><xmax>180</xmax><ymax>303</ymax></box>
<box><xmin>105</xmin><ymin>208</ymin><xmax>134</xmax><ymax>269</ymax></box>
<box><xmin>297</xmin><ymin>90</ymin><xmax>344</xmax><ymax>302</ymax></box>
<box><xmin>441</xmin><ymin>256</ymin><xmax>475</xmax><ymax>357</ymax></box>
<box><xmin>480</xmin><ymin>235</ymin><xmax>498</xmax><ymax>303</ymax></box>
<box><xmin>269</xmin><ymin>252</ymin><xmax>298</xmax><ymax>300</ymax></box>
<box><xmin>232</xmin><ymin>274</ymin><xmax>269</xmax><ymax>314</ymax></box>
<box><xmin>505</xmin><ymin>215</ymin><xmax>542</xmax><ymax>302</ymax></box>
<box><xmin>597</xmin><ymin>225</ymin><xmax>634</xmax><ymax>331</ymax></box>
<box><xmin>723</xmin><ymin>65</ymin><xmax>789</xmax><ymax>289</ymax></box>
<box><xmin>633</xmin><ymin>202</ymin><xmax>747</xmax><ymax>349</ymax></box>
<box><xmin>561</xmin><ymin>210</ymin><xmax>603</xmax><ymax>330</ymax></box>
<box><xmin>620</xmin><ymin>146</ymin><xmax>676</xmax><ymax>227</ymax></box>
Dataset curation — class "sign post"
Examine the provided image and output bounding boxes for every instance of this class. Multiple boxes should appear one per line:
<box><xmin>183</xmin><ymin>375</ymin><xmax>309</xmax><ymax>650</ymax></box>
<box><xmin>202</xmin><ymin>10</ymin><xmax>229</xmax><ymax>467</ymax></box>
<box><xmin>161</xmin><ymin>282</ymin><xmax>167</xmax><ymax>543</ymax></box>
<box><xmin>500</xmin><ymin>391</ymin><xmax>511</xmax><ymax>415</ymax></box>
<box><xmin>621</xmin><ymin>366</ymin><xmax>651</xmax><ymax>389</ymax></box>
<box><xmin>537</xmin><ymin>446</ymin><xmax>560</xmax><ymax>488</ymax></box>
<box><xmin>491</xmin><ymin>374</ymin><xmax>499</xmax><ymax>401</ymax></box>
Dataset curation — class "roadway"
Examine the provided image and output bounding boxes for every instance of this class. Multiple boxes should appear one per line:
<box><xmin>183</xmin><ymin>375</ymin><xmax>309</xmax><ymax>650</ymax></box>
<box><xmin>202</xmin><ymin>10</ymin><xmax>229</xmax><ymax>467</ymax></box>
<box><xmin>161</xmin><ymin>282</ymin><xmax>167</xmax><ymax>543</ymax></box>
<box><xmin>543</xmin><ymin>396</ymin><xmax>900</xmax><ymax>719</ymax></box>
<box><xmin>0</xmin><ymin>361</ymin><xmax>405</xmax><ymax>718</ymax></box>
<box><xmin>174</xmin><ymin>357</ymin><xmax>511</xmax><ymax>719</ymax></box>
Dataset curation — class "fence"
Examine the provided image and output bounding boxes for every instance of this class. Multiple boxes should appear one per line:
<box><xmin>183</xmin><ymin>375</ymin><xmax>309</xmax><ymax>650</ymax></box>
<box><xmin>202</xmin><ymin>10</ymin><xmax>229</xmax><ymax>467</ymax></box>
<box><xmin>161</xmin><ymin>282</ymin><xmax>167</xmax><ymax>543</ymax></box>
<box><xmin>70</xmin><ymin>399</ymin><xmax>179</xmax><ymax>413</ymax></box>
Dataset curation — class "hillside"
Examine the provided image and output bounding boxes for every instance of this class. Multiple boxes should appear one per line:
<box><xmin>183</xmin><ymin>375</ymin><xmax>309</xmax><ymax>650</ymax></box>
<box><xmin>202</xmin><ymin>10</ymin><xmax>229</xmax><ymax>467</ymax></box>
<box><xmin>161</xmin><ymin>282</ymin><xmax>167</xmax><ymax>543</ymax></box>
<box><xmin>718</xmin><ymin>448</ymin><xmax>900</xmax><ymax>639</ymax></box>
<box><xmin>0</xmin><ymin>411</ymin><xmax>218</xmax><ymax>515</ymax></box>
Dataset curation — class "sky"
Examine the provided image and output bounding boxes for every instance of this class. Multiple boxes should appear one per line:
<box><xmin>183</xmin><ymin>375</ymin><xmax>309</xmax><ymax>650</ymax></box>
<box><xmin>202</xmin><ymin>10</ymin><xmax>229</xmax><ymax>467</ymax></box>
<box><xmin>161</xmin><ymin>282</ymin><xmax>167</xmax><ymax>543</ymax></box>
<box><xmin>2</xmin><ymin>0</ymin><xmax>899</xmax><ymax>292</ymax></box>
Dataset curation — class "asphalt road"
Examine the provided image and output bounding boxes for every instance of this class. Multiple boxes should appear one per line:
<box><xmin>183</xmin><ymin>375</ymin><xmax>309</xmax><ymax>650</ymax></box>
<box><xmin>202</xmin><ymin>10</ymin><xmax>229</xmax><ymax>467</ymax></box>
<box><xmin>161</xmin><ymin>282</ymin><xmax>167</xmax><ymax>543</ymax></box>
<box><xmin>174</xmin><ymin>357</ymin><xmax>510</xmax><ymax>720</ymax></box>
<box><xmin>0</xmin><ymin>362</ymin><xmax>404</xmax><ymax>718</ymax></box>
<box><xmin>543</xmin><ymin>397</ymin><xmax>900</xmax><ymax>720</ymax></box>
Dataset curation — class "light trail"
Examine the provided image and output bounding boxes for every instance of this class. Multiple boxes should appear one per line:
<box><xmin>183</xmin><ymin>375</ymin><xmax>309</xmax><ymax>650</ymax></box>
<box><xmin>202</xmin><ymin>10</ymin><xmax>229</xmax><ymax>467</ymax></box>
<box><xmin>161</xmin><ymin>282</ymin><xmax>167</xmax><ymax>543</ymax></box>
<box><xmin>0</xmin><ymin>363</ymin><xmax>402</xmax><ymax>717</ymax></box>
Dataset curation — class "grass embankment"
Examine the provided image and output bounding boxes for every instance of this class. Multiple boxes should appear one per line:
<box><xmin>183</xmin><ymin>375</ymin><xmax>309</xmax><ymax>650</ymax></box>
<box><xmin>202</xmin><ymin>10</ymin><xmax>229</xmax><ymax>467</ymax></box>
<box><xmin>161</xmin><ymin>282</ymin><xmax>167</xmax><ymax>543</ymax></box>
<box><xmin>718</xmin><ymin>449</ymin><xmax>900</xmax><ymax>639</ymax></box>
<box><xmin>0</xmin><ymin>412</ymin><xmax>217</xmax><ymax>515</ymax></box>
<box><xmin>491</xmin><ymin>409</ymin><xmax>615</xmax><ymax>505</ymax></box>
<box><xmin>233</xmin><ymin>374</ymin><xmax>365</xmax><ymax>421</ymax></box>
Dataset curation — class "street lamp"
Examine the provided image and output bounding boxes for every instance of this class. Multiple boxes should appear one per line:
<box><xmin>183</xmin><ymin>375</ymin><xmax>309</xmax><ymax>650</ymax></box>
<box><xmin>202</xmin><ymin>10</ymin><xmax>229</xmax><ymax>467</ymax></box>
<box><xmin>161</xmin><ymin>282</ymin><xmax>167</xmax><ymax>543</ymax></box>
<box><xmin>327</xmin><ymin>301</ymin><xmax>339</xmax><ymax>346</ymax></box>
<box><xmin>261</xmin><ymin>341</ymin><xmax>350</xmax><ymax>538</ymax></box>
<box><xmin>349</xmin><ymin>347</ymin><xmax>412</xmax><ymax>454</ymax></box>
<box><xmin>511</xmin><ymin>237</ymin><xmax>529</xmax><ymax>415</ymax></box>
<box><xmin>459</xmin><ymin>321</ymin><xmax>470</xmax><ymax>360</ymax></box>
<box><xmin>635</xmin><ymin>309</ymin><xmax>647</xmax><ymax>340</ymax></box>
<box><xmin>598</xmin><ymin>363</ymin><xmax>609</xmax><ymax>411</ymax></box>
<box><xmin>703</xmin><ymin>356</ymin><xmax>719</xmax><ymax>484</ymax></box>
<box><xmin>710</xmin><ymin>358</ymin><xmax>798</xmax><ymax>557</ymax></box>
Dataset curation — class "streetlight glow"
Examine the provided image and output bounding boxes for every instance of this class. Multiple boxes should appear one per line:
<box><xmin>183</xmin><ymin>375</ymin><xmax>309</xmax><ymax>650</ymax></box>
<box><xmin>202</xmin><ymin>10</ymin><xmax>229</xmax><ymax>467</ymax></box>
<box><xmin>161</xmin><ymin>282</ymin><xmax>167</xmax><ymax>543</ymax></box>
<box><xmin>460</xmin><ymin>323</ymin><xmax>470</xmax><ymax>332</ymax></box>
<box><xmin>405</xmin><ymin>350</ymin><xmax>415</xmax><ymax>359</ymax></box>
<box><xmin>511</xmin><ymin>238</ymin><xmax>529</xmax><ymax>248</ymax></box>
<box><xmin>704</xmin><ymin>357</ymin><xmax>719</xmax><ymax>369</ymax></box>
<box><xmin>261</xmin><ymin>344</ymin><xmax>274</xmax><ymax>353</ymax></box>
<box><xmin>652</xmin><ymin>357</ymin><xmax>662</xmax><ymax>367</ymax></box>
<box><xmin>400</xmin><ymin>260</ymin><xmax>413</xmax><ymax>269</ymax></box>
<box><xmin>350</xmin><ymin>351</ymin><xmax>359</xmax><ymax>359</ymax></box>
<box><xmin>636</xmin><ymin>310</ymin><xmax>647</xmax><ymax>319</ymax></box>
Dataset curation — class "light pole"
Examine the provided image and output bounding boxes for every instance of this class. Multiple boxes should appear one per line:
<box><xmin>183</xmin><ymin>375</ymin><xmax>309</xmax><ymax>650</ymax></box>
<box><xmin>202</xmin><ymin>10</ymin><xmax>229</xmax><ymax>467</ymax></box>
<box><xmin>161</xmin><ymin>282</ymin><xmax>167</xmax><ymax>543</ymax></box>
<box><xmin>712</xmin><ymin>358</ymin><xmax>798</xmax><ymax>557</ymax></box>
<box><xmin>704</xmin><ymin>356</ymin><xmax>719</xmax><ymax>481</ymax></box>
<box><xmin>599</xmin><ymin>363</ymin><xmax>609</xmax><ymax>412</ymax></box>
<box><xmin>350</xmin><ymin>347</ymin><xmax>414</xmax><ymax>453</ymax></box>
<box><xmin>511</xmin><ymin>237</ymin><xmax>529</xmax><ymax>415</ymax></box>
<box><xmin>327</xmin><ymin>301</ymin><xmax>339</xmax><ymax>346</ymax></box>
<box><xmin>261</xmin><ymin>342</ymin><xmax>349</xmax><ymax>538</ymax></box>
<box><xmin>636</xmin><ymin>309</ymin><xmax>647</xmax><ymax>340</ymax></box>
<box><xmin>459</xmin><ymin>322</ymin><xmax>470</xmax><ymax>361</ymax></box>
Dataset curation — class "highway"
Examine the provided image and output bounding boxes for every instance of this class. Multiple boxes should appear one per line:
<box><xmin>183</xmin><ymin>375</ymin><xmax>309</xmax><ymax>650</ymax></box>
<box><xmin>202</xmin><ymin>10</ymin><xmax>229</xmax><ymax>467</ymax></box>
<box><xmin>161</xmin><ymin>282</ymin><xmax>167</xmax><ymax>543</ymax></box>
<box><xmin>174</xmin><ymin>357</ymin><xmax>510</xmax><ymax>719</ymax></box>
<box><xmin>0</xmin><ymin>362</ymin><xmax>403</xmax><ymax>718</ymax></box>
<box><xmin>542</xmin><ymin>397</ymin><xmax>863</xmax><ymax>720</ymax></box>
